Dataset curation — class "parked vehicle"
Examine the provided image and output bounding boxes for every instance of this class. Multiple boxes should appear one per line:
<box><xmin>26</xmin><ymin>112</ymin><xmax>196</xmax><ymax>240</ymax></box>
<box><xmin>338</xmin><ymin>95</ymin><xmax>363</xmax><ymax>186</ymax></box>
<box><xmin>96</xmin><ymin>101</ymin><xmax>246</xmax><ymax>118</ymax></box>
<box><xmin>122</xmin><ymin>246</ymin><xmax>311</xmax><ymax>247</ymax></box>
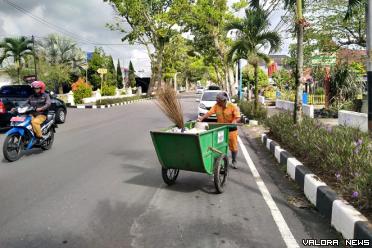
<box><xmin>3</xmin><ymin>105</ymin><xmax>57</xmax><ymax>162</ymax></box>
<box><xmin>196</xmin><ymin>90</ymin><xmax>235</xmax><ymax>120</ymax></box>
<box><xmin>207</xmin><ymin>85</ymin><xmax>221</xmax><ymax>90</ymax></box>
<box><xmin>0</xmin><ymin>85</ymin><xmax>67</xmax><ymax>127</ymax></box>
<box><xmin>196</xmin><ymin>86</ymin><xmax>204</xmax><ymax>94</ymax></box>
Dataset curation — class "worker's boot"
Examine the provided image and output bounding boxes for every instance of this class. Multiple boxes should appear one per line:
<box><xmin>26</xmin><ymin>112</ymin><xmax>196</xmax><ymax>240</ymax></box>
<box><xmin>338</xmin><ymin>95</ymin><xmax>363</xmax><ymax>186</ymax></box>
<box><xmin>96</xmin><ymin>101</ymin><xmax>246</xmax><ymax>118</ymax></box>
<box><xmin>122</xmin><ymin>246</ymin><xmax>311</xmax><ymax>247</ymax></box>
<box><xmin>231</xmin><ymin>151</ymin><xmax>238</xmax><ymax>169</ymax></box>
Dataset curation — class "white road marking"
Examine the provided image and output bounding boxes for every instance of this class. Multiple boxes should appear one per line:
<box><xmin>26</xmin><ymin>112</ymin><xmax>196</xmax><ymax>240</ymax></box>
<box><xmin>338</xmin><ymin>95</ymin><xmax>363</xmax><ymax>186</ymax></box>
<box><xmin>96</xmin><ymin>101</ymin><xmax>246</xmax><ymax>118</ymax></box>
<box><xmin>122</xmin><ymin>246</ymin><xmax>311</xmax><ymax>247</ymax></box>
<box><xmin>238</xmin><ymin>137</ymin><xmax>300</xmax><ymax>248</ymax></box>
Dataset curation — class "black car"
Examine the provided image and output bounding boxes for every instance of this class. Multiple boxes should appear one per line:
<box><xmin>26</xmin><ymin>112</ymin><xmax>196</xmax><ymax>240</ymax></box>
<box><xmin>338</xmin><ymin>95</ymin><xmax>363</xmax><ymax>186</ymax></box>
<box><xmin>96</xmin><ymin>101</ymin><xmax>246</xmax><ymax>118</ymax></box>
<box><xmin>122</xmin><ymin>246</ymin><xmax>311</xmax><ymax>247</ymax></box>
<box><xmin>0</xmin><ymin>85</ymin><xmax>67</xmax><ymax>127</ymax></box>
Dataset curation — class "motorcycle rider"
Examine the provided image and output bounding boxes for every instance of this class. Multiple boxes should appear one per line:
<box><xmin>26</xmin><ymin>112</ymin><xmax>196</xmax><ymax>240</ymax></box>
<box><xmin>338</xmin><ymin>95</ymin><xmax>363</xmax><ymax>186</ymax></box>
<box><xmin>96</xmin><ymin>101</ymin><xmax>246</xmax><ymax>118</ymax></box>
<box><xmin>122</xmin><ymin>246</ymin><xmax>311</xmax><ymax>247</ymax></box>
<box><xmin>12</xmin><ymin>81</ymin><xmax>51</xmax><ymax>142</ymax></box>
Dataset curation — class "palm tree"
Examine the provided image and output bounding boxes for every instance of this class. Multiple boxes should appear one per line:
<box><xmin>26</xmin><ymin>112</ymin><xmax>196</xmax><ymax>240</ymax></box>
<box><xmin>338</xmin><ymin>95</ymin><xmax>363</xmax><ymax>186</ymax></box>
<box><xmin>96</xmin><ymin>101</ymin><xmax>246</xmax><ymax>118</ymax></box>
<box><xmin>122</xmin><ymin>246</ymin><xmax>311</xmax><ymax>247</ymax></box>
<box><xmin>0</xmin><ymin>36</ymin><xmax>33</xmax><ymax>84</ymax></box>
<box><xmin>283</xmin><ymin>0</ymin><xmax>306</xmax><ymax>124</ymax></box>
<box><xmin>40</xmin><ymin>34</ymin><xmax>85</xmax><ymax>72</ymax></box>
<box><xmin>226</xmin><ymin>7</ymin><xmax>281</xmax><ymax>110</ymax></box>
<box><xmin>345</xmin><ymin>0</ymin><xmax>367</xmax><ymax>19</ymax></box>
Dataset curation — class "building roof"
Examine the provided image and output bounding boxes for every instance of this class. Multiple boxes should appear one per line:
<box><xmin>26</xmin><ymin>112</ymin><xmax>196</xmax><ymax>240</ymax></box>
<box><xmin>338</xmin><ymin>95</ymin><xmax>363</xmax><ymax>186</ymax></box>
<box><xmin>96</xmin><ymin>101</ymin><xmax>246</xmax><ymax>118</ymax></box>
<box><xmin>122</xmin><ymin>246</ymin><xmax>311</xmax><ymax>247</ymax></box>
<box><xmin>337</xmin><ymin>49</ymin><xmax>366</xmax><ymax>64</ymax></box>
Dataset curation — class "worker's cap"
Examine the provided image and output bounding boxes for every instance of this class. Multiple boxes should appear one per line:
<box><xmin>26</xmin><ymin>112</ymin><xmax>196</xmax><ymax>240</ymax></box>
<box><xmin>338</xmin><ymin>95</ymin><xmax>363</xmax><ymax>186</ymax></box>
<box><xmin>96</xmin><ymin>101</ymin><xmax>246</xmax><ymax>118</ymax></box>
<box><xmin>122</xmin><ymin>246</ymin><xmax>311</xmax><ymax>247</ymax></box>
<box><xmin>216</xmin><ymin>92</ymin><xmax>228</xmax><ymax>101</ymax></box>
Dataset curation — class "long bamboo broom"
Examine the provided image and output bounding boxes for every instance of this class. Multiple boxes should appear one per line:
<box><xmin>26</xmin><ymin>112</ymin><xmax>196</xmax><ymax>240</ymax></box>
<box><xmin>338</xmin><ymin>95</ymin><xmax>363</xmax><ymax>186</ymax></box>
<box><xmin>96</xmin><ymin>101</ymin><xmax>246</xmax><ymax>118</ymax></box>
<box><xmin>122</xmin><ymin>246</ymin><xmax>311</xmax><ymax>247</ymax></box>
<box><xmin>156</xmin><ymin>85</ymin><xmax>185</xmax><ymax>129</ymax></box>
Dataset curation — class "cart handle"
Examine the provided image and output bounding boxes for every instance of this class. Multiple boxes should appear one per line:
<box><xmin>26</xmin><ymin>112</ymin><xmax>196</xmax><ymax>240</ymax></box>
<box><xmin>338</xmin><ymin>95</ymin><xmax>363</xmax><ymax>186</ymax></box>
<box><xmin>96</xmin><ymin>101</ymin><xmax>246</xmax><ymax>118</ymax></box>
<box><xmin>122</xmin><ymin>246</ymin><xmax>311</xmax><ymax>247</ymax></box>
<box><xmin>208</xmin><ymin>147</ymin><xmax>223</xmax><ymax>155</ymax></box>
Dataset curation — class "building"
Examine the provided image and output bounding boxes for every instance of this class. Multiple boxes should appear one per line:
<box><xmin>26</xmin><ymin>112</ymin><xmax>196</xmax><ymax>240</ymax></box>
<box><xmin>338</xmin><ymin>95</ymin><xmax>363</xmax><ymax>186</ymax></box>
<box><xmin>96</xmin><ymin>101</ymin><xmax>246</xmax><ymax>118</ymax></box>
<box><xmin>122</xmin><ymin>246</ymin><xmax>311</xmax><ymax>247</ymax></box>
<box><xmin>259</xmin><ymin>54</ymin><xmax>290</xmax><ymax>76</ymax></box>
<box><xmin>337</xmin><ymin>48</ymin><xmax>366</xmax><ymax>65</ymax></box>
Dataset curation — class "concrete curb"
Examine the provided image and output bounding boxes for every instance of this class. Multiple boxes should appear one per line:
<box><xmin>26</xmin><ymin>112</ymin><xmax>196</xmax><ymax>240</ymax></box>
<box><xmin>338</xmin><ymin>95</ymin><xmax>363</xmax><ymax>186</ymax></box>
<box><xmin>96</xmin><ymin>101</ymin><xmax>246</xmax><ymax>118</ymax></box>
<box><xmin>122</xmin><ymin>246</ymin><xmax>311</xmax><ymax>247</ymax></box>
<box><xmin>261</xmin><ymin>133</ymin><xmax>372</xmax><ymax>241</ymax></box>
<box><xmin>67</xmin><ymin>97</ymin><xmax>154</xmax><ymax>109</ymax></box>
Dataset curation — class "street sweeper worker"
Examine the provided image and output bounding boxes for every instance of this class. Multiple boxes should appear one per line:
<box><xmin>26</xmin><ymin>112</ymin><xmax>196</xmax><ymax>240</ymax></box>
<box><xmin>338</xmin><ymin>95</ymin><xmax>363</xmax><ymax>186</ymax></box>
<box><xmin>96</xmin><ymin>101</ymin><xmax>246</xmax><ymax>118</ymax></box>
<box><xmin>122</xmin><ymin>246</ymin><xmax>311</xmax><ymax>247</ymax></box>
<box><xmin>197</xmin><ymin>92</ymin><xmax>241</xmax><ymax>169</ymax></box>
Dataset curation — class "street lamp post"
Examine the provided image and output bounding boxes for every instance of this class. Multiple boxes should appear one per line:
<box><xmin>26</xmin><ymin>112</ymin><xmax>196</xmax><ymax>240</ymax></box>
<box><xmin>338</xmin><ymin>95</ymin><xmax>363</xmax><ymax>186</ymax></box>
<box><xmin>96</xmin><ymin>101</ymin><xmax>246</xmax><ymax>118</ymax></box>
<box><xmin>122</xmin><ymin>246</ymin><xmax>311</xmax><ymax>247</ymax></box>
<box><xmin>32</xmin><ymin>35</ymin><xmax>38</xmax><ymax>80</ymax></box>
<box><xmin>367</xmin><ymin>2</ymin><xmax>372</xmax><ymax>131</ymax></box>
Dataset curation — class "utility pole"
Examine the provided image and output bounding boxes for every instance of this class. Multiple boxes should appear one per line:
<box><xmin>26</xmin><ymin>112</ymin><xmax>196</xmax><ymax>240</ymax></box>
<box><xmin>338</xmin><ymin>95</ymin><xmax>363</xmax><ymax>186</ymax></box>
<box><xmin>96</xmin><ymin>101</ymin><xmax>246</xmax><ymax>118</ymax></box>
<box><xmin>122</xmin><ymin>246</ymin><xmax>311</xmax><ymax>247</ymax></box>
<box><xmin>367</xmin><ymin>2</ymin><xmax>372</xmax><ymax>131</ymax></box>
<box><xmin>32</xmin><ymin>35</ymin><xmax>37</xmax><ymax>80</ymax></box>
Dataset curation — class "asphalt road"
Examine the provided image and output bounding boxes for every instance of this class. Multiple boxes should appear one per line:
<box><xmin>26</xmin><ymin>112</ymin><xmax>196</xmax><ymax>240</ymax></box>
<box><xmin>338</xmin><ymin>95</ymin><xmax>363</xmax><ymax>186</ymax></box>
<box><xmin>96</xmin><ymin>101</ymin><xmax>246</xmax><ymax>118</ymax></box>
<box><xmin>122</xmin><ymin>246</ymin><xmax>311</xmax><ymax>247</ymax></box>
<box><xmin>0</xmin><ymin>94</ymin><xmax>338</xmax><ymax>248</ymax></box>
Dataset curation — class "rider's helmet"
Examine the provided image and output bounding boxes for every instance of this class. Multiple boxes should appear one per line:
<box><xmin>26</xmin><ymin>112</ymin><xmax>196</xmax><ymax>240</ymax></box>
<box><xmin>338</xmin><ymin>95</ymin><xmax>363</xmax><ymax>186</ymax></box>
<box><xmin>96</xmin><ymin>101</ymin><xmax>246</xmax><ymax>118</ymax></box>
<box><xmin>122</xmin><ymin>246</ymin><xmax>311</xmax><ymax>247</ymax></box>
<box><xmin>31</xmin><ymin>81</ymin><xmax>46</xmax><ymax>93</ymax></box>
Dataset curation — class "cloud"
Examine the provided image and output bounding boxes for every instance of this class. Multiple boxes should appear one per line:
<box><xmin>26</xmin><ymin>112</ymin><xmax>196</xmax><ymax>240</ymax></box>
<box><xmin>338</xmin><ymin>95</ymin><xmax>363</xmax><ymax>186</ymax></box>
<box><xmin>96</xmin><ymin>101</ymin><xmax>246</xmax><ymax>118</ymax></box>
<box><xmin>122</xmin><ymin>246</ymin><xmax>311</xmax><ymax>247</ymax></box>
<box><xmin>0</xmin><ymin>0</ymin><xmax>149</xmax><ymax>70</ymax></box>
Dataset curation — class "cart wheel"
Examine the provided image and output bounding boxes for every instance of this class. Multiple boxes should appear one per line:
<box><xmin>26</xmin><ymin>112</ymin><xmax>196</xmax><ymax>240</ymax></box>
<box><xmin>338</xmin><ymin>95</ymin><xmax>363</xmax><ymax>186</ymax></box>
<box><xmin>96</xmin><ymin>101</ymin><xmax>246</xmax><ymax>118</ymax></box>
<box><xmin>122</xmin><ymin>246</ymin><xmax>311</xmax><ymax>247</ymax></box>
<box><xmin>162</xmin><ymin>168</ymin><xmax>179</xmax><ymax>185</ymax></box>
<box><xmin>214</xmin><ymin>154</ymin><xmax>229</xmax><ymax>193</ymax></box>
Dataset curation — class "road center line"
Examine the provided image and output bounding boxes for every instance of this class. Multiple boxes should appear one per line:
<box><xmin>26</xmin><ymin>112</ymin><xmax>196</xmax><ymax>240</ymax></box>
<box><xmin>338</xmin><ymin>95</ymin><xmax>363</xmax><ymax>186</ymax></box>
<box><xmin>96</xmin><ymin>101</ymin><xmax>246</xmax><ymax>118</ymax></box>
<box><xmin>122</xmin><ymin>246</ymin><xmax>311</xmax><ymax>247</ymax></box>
<box><xmin>238</xmin><ymin>137</ymin><xmax>300</xmax><ymax>248</ymax></box>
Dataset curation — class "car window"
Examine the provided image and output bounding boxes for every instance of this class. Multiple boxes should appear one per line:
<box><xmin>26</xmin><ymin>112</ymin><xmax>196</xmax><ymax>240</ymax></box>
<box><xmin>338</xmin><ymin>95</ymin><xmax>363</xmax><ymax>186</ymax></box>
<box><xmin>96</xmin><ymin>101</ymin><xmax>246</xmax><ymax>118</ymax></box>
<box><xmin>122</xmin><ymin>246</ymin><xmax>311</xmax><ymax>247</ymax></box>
<box><xmin>0</xmin><ymin>86</ymin><xmax>33</xmax><ymax>97</ymax></box>
<box><xmin>202</xmin><ymin>91</ymin><xmax>228</xmax><ymax>101</ymax></box>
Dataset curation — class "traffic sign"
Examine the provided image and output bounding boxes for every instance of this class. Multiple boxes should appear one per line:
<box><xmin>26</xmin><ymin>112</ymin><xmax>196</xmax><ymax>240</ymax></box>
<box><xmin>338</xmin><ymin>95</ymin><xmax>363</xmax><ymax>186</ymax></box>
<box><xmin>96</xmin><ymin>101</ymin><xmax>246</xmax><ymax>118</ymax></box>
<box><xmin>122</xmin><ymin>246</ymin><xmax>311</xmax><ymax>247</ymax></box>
<box><xmin>311</xmin><ymin>54</ymin><xmax>336</xmax><ymax>66</ymax></box>
<box><xmin>97</xmin><ymin>68</ymin><xmax>107</xmax><ymax>74</ymax></box>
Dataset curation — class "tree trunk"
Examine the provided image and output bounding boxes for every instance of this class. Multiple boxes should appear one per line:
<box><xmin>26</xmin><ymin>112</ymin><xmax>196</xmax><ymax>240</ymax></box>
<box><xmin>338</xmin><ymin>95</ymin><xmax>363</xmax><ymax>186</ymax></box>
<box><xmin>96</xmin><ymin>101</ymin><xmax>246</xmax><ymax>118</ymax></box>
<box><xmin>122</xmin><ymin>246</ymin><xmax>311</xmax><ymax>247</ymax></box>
<box><xmin>58</xmin><ymin>84</ymin><xmax>64</xmax><ymax>94</ymax></box>
<box><xmin>185</xmin><ymin>77</ymin><xmax>189</xmax><ymax>92</ymax></box>
<box><xmin>213</xmin><ymin>65</ymin><xmax>222</xmax><ymax>87</ymax></box>
<box><xmin>324</xmin><ymin>68</ymin><xmax>331</xmax><ymax>108</ymax></box>
<box><xmin>228</xmin><ymin>67</ymin><xmax>235</xmax><ymax>96</ymax></box>
<box><xmin>147</xmin><ymin>61</ymin><xmax>156</xmax><ymax>96</ymax></box>
<box><xmin>294</xmin><ymin>0</ymin><xmax>304</xmax><ymax>124</ymax></box>
<box><xmin>16</xmin><ymin>60</ymin><xmax>21</xmax><ymax>84</ymax></box>
<box><xmin>254</xmin><ymin>64</ymin><xmax>259</xmax><ymax>111</ymax></box>
<box><xmin>156</xmin><ymin>48</ymin><xmax>164</xmax><ymax>91</ymax></box>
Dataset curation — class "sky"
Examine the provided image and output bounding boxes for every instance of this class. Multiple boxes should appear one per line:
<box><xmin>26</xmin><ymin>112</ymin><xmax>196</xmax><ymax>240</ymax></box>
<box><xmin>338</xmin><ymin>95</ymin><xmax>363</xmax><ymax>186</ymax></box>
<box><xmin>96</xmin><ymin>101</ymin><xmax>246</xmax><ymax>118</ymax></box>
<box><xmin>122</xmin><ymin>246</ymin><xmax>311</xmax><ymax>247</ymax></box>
<box><xmin>0</xmin><ymin>0</ymin><xmax>291</xmax><ymax>74</ymax></box>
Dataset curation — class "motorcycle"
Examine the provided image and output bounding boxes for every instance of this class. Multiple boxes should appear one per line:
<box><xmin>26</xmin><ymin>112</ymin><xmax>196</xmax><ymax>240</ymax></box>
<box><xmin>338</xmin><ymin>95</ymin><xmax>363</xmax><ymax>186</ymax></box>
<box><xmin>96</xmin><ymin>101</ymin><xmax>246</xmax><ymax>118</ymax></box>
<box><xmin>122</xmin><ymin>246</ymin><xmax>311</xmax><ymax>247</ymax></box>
<box><xmin>3</xmin><ymin>105</ymin><xmax>57</xmax><ymax>162</ymax></box>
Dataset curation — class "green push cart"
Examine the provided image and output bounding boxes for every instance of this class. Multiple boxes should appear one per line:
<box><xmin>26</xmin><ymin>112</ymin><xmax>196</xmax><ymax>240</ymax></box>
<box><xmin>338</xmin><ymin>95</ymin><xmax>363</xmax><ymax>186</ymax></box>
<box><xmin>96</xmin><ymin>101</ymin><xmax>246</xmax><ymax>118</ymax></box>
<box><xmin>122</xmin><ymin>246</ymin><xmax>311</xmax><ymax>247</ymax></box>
<box><xmin>150</xmin><ymin>121</ymin><xmax>231</xmax><ymax>193</ymax></box>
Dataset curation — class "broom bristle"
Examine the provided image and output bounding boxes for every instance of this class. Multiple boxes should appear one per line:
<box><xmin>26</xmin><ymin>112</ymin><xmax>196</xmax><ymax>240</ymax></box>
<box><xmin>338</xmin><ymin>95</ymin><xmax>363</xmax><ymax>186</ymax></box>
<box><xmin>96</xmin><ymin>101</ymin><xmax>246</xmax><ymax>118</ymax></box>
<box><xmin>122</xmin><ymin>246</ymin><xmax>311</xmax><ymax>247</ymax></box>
<box><xmin>156</xmin><ymin>85</ymin><xmax>184</xmax><ymax>129</ymax></box>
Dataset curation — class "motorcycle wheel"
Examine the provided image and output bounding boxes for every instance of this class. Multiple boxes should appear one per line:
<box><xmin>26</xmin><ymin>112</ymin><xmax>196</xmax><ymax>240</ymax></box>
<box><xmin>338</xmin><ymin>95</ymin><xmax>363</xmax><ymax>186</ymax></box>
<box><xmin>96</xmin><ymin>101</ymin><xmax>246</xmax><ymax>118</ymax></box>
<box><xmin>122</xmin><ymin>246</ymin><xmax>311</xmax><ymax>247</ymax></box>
<box><xmin>3</xmin><ymin>133</ymin><xmax>23</xmax><ymax>162</ymax></box>
<box><xmin>41</xmin><ymin>130</ymin><xmax>54</xmax><ymax>150</ymax></box>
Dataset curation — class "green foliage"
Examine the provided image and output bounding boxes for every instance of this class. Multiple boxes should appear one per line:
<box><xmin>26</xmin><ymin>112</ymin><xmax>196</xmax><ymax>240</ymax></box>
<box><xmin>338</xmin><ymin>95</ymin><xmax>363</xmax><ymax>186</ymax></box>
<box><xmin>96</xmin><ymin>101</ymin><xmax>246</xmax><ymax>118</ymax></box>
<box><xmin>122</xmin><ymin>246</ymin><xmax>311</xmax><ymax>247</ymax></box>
<box><xmin>242</xmin><ymin>65</ymin><xmax>269</xmax><ymax>89</ymax></box>
<box><xmin>128</xmin><ymin>61</ymin><xmax>136</xmax><ymax>88</ymax></box>
<box><xmin>226</xmin><ymin>6</ymin><xmax>281</xmax><ymax>105</ymax></box>
<box><xmin>271</xmin><ymin>69</ymin><xmax>295</xmax><ymax>90</ymax></box>
<box><xmin>87</xmin><ymin>48</ymin><xmax>106</xmax><ymax>90</ymax></box>
<box><xmin>265</xmin><ymin>112</ymin><xmax>372</xmax><ymax>209</ymax></box>
<box><xmin>307</xmin><ymin>0</ymin><xmax>366</xmax><ymax>48</ymax></box>
<box><xmin>349</xmin><ymin>62</ymin><xmax>366</xmax><ymax>77</ymax></box>
<box><xmin>73</xmin><ymin>81</ymin><xmax>93</xmax><ymax>104</ymax></box>
<box><xmin>238</xmin><ymin>101</ymin><xmax>267</xmax><ymax>122</ymax></box>
<box><xmin>39</xmin><ymin>63</ymin><xmax>71</xmax><ymax>94</ymax></box>
<box><xmin>116</xmin><ymin>59</ymin><xmax>123</xmax><ymax>89</ymax></box>
<box><xmin>329</xmin><ymin>63</ymin><xmax>364</xmax><ymax>109</ymax></box>
<box><xmin>96</xmin><ymin>95</ymin><xmax>147</xmax><ymax>105</ymax></box>
<box><xmin>0</xmin><ymin>36</ymin><xmax>34</xmax><ymax>83</ymax></box>
<box><xmin>314</xmin><ymin>87</ymin><xmax>325</xmax><ymax>95</ymax></box>
<box><xmin>101</xmin><ymin>85</ymin><xmax>116</xmax><ymax>96</ymax></box>
<box><xmin>104</xmin><ymin>0</ymin><xmax>192</xmax><ymax>94</ymax></box>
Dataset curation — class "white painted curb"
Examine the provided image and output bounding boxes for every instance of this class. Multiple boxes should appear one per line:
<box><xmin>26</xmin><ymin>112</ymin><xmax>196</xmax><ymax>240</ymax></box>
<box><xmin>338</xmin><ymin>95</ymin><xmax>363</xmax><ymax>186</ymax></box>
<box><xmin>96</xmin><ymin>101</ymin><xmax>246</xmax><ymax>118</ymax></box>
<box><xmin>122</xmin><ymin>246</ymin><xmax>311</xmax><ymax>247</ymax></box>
<box><xmin>331</xmin><ymin>200</ymin><xmax>369</xmax><ymax>239</ymax></box>
<box><xmin>304</xmin><ymin>174</ymin><xmax>327</xmax><ymax>206</ymax></box>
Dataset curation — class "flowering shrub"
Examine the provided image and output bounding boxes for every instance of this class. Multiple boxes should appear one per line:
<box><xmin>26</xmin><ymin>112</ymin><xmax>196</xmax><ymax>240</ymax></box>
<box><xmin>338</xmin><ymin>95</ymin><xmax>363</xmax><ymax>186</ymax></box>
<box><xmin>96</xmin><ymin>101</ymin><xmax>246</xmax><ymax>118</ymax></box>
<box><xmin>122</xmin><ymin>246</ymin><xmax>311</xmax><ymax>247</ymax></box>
<box><xmin>265</xmin><ymin>113</ymin><xmax>372</xmax><ymax>211</ymax></box>
<box><xmin>71</xmin><ymin>78</ymin><xmax>93</xmax><ymax>104</ymax></box>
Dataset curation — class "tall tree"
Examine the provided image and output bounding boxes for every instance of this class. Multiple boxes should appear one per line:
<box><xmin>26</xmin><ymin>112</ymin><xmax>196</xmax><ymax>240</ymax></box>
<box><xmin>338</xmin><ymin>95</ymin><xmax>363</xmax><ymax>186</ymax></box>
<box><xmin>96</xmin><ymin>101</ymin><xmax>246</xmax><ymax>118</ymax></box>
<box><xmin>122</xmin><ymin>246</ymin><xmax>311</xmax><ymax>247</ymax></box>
<box><xmin>226</xmin><ymin>7</ymin><xmax>281</xmax><ymax>110</ymax></box>
<box><xmin>0</xmin><ymin>36</ymin><xmax>33</xmax><ymax>84</ymax></box>
<box><xmin>104</xmin><ymin>0</ymin><xmax>191</xmax><ymax>96</ymax></box>
<box><xmin>117</xmin><ymin>59</ymin><xmax>123</xmax><ymax>89</ymax></box>
<box><xmin>306</xmin><ymin>0</ymin><xmax>366</xmax><ymax>48</ymax></box>
<box><xmin>106</xmin><ymin>55</ymin><xmax>117</xmax><ymax>87</ymax></box>
<box><xmin>87</xmin><ymin>48</ymin><xmax>106</xmax><ymax>90</ymax></box>
<box><xmin>128</xmin><ymin>61</ymin><xmax>136</xmax><ymax>88</ymax></box>
<box><xmin>284</xmin><ymin>0</ymin><xmax>306</xmax><ymax>124</ymax></box>
<box><xmin>187</xmin><ymin>0</ymin><xmax>235</xmax><ymax>93</ymax></box>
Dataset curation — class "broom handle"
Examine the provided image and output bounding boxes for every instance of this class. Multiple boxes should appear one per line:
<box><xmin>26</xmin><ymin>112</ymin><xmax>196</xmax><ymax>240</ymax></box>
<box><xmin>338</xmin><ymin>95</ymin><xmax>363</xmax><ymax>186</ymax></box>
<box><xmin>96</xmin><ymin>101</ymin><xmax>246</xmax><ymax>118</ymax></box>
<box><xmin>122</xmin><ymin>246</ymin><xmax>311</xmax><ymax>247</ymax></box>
<box><xmin>198</xmin><ymin>122</ymin><xmax>244</xmax><ymax>126</ymax></box>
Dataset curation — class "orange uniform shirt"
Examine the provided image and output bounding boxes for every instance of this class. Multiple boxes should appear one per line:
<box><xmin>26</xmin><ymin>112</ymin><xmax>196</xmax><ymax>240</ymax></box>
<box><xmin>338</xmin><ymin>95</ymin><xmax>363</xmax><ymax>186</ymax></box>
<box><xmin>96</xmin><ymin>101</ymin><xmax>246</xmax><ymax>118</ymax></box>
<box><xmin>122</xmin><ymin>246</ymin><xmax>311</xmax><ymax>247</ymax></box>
<box><xmin>207</xmin><ymin>102</ymin><xmax>241</xmax><ymax>123</ymax></box>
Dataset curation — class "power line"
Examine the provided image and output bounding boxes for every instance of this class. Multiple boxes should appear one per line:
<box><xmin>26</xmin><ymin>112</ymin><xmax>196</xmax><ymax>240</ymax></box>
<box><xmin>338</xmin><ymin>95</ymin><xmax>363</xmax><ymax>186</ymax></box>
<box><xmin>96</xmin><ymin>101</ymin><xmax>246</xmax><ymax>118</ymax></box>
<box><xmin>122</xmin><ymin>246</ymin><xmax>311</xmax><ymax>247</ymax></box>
<box><xmin>3</xmin><ymin>0</ymin><xmax>143</xmax><ymax>47</ymax></box>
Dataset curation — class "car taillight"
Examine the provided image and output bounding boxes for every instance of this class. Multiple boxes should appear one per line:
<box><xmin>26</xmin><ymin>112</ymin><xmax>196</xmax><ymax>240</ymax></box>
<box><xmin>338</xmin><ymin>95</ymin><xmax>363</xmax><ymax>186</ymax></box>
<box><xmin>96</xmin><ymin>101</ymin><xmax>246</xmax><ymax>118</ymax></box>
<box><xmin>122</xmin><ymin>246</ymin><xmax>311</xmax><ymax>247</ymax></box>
<box><xmin>0</xmin><ymin>102</ymin><xmax>5</xmax><ymax>114</ymax></box>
